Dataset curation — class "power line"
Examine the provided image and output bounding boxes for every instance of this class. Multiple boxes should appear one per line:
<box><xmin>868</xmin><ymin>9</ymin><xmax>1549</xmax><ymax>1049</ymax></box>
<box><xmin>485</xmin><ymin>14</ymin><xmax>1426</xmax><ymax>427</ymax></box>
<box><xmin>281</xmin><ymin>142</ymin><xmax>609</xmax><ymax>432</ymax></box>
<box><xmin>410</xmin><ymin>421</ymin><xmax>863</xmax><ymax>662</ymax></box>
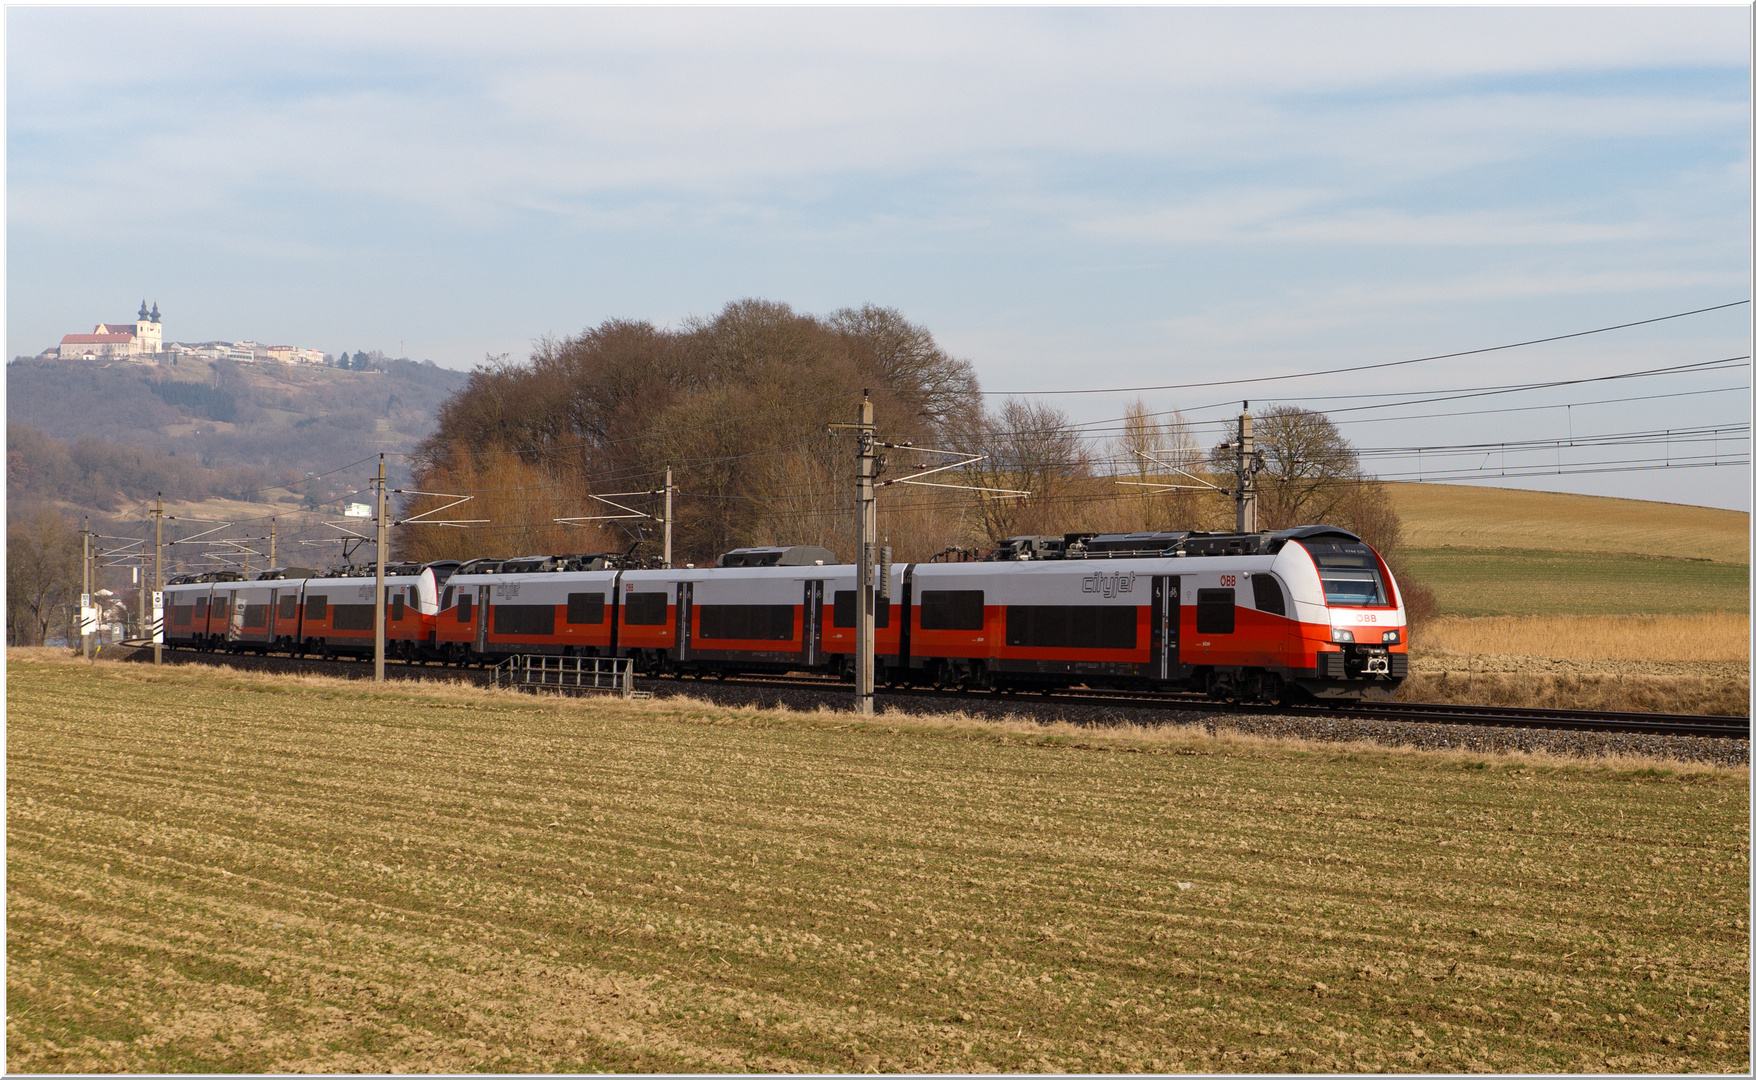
<box><xmin>971</xmin><ymin>299</ymin><xmax>1751</xmax><ymax>396</ymax></box>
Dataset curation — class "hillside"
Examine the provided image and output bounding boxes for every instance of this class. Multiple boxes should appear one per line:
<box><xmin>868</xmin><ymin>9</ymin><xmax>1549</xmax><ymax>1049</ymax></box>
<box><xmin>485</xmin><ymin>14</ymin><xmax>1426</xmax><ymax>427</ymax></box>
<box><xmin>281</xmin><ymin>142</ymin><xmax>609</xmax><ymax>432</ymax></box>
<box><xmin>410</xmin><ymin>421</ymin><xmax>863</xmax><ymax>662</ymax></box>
<box><xmin>1385</xmin><ymin>482</ymin><xmax>1751</xmax><ymax>617</ymax></box>
<box><xmin>5</xmin><ymin>355</ymin><xmax>467</xmax><ymax>506</ymax></box>
<box><xmin>1388</xmin><ymin>482</ymin><xmax>1749</xmax><ymax>564</ymax></box>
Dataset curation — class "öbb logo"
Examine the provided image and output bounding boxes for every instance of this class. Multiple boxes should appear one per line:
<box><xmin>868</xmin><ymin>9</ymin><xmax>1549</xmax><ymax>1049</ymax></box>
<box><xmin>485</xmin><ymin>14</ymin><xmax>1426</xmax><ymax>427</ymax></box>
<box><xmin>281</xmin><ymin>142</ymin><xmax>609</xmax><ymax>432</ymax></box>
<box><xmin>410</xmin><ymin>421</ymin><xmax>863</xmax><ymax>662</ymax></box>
<box><xmin>1081</xmin><ymin>571</ymin><xmax>1136</xmax><ymax>598</ymax></box>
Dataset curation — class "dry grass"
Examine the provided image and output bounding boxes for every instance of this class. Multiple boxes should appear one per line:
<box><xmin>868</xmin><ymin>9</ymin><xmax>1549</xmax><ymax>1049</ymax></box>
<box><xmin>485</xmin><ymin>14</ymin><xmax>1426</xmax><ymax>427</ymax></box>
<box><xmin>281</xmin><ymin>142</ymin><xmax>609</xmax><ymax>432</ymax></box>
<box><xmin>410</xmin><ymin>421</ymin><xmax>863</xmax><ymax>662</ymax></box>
<box><xmin>1402</xmin><ymin>666</ymin><xmax>1751</xmax><ymax>718</ymax></box>
<box><xmin>1406</xmin><ymin>615</ymin><xmax>1751</xmax><ymax>715</ymax></box>
<box><xmin>1387</xmin><ymin>483</ymin><xmax>1750</xmax><ymax>565</ymax></box>
<box><xmin>1419</xmin><ymin>614</ymin><xmax>1752</xmax><ymax>663</ymax></box>
<box><xmin>8</xmin><ymin>655</ymin><xmax>1750</xmax><ymax>1074</ymax></box>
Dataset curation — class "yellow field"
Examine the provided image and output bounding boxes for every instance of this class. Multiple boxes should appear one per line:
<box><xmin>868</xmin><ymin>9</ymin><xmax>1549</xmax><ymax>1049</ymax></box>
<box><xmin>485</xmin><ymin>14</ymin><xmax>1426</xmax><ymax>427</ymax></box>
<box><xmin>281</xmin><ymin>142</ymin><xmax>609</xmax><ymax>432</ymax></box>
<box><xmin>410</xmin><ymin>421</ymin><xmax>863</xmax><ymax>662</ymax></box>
<box><xmin>1386</xmin><ymin>483</ymin><xmax>1750</xmax><ymax>565</ymax></box>
<box><xmin>1418</xmin><ymin>614</ymin><xmax>1751</xmax><ymax>663</ymax></box>
<box><xmin>8</xmin><ymin>656</ymin><xmax>1750</xmax><ymax>1074</ymax></box>
<box><xmin>1403</xmin><ymin>615</ymin><xmax>1751</xmax><ymax>715</ymax></box>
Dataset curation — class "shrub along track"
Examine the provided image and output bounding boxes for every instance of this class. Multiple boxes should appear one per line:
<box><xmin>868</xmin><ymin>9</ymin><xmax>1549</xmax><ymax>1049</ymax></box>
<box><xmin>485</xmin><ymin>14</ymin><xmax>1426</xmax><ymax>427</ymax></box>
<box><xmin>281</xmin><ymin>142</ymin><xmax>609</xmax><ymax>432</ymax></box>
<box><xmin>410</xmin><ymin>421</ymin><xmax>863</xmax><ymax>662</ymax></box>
<box><xmin>114</xmin><ymin>646</ymin><xmax>1748</xmax><ymax>764</ymax></box>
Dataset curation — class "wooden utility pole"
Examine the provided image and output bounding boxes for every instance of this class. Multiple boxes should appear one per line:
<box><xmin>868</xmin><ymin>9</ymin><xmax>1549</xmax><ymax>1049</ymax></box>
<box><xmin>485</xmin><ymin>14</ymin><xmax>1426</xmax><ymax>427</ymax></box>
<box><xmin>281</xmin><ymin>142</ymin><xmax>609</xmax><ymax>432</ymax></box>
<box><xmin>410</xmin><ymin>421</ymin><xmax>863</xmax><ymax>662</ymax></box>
<box><xmin>663</xmin><ymin>465</ymin><xmax>674</xmax><ymax>569</ymax></box>
<box><xmin>374</xmin><ymin>456</ymin><xmax>387</xmax><ymax>683</ymax></box>
<box><xmin>268</xmin><ymin>519</ymin><xmax>277</xmax><ymax>568</ymax></box>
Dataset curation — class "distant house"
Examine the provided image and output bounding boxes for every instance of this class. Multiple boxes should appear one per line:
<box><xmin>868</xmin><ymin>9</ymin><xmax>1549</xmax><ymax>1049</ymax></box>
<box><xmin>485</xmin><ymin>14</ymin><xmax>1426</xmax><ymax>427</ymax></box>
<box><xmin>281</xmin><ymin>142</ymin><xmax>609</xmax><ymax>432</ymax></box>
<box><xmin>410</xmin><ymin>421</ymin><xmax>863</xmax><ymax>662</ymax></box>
<box><xmin>58</xmin><ymin>301</ymin><xmax>162</xmax><ymax>361</ymax></box>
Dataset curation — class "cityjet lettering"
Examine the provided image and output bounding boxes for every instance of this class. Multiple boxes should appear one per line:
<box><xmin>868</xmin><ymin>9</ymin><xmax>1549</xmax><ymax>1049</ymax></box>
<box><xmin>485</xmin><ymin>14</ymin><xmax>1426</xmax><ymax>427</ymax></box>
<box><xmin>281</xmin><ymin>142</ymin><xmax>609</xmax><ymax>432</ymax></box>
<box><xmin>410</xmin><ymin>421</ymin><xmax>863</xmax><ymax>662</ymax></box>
<box><xmin>1081</xmin><ymin>571</ymin><xmax>1136</xmax><ymax>598</ymax></box>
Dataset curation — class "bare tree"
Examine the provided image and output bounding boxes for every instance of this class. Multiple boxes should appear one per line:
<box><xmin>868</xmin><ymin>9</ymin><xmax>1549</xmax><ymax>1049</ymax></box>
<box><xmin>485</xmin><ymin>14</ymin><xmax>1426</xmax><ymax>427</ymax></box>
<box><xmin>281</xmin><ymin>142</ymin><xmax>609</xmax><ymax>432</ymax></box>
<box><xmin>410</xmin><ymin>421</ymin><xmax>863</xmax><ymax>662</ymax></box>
<box><xmin>7</xmin><ymin>508</ymin><xmax>82</xmax><ymax>645</ymax></box>
<box><xmin>1109</xmin><ymin>398</ymin><xmax>1208</xmax><ymax>531</ymax></box>
<box><xmin>962</xmin><ymin>399</ymin><xmax>1091</xmax><ymax>544</ymax></box>
<box><xmin>828</xmin><ymin>305</ymin><xmax>982</xmax><ymax>436</ymax></box>
<box><xmin>1225</xmin><ymin>406</ymin><xmax>1362</xmax><ymax>530</ymax></box>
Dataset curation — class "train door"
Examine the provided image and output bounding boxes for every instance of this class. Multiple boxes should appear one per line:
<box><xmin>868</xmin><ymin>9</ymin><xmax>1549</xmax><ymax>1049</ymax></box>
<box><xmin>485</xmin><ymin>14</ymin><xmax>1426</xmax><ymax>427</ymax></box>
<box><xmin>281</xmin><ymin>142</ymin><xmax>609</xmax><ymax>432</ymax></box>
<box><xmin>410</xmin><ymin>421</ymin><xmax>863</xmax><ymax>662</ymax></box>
<box><xmin>1151</xmin><ymin>576</ymin><xmax>1180</xmax><ymax>681</ymax></box>
<box><xmin>802</xmin><ymin>580</ymin><xmax>824</xmax><ymax>665</ymax></box>
<box><xmin>675</xmin><ymin>581</ymin><xmax>693</xmax><ymax>661</ymax></box>
<box><xmin>608</xmin><ymin>571</ymin><xmax>624</xmax><ymax>653</ymax></box>
<box><xmin>898</xmin><ymin>566</ymin><xmax>915</xmax><ymax>671</ymax></box>
<box><xmin>475</xmin><ymin>585</ymin><xmax>491</xmax><ymax>653</ymax></box>
<box><xmin>268</xmin><ymin>588</ymin><xmax>279</xmax><ymax>645</ymax></box>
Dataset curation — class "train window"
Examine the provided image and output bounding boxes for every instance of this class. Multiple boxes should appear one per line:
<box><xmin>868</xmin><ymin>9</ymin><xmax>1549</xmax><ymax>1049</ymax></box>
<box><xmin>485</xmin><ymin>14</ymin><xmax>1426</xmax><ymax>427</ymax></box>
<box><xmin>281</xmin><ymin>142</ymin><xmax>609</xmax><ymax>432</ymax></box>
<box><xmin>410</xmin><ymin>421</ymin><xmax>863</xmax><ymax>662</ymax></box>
<box><xmin>243</xmin><ymin>604</ymin><xmax>269</xmax><ymax>629</ymax></box>
<box><xmin>624</xmin><ymin>592</ymin><xmax>668</xmax><ymax>626</ymax></box>
<box><xmin>1251</xmin><ymin>576</ymin><xmax>1286</xmax><ymax>616</ymax></box>
<box><xmin>1005</xmin><ymin>605</ymin><xmax>1136</xmax><ymax>650</ymax></box>
<box><xmin>832</xmin><ymin>591</ymin><xmax>891</xmax><ymax>629</ymax></box>
<box><xmin>698</xmin><ymin>604</ymin><xmax>795</xmax><ymax>641</ymax></box>
<box><xmin>920</xmin><ymin>590</ymin><xmax>985</xmax><ymax>631</ymax></box>
<box><xmin>172</xmin><ymin>606</ymin><xmax>193</xmax><ymax>627</ymax></box>
<box><xmin>1196</xmin><ymin>588</ymin><xmax>1235</xmax><ymax>634</ymax></box>
<box><xmin>392</xmin><ymin>594</ymin><xmax>405</xmax><ymax>621</ymax></box>
<box><xmin>278</xmin><ymin>595</ymin><xmax>298</xmax><ymax>620</ymax></box>
<box><xmin>457</xmin><ymin>594</ymin><xmax>472</xmax><ymax>622</ymax></box>
<box><xmin>494</xmin><ymin>605</ymin><xmax>555</xmax><ymax>636</ymax></box>
<box><xmin>442</xmin><ymin>586</ymin><xmax>454</xmax><ymax>610</ymax></box>
<box><xmin>567</xmin><ymin>593</ymin><xmax>606</xmax><ymax>625</ymax></box>
<box><xmin>195</xmin><ymin>597</ymin><xmax>208</xmax><ymax>618</ymax></box>
<box><xmin>332</xmin><ymin>605</ymin><xmax>374</xmax><ymax>631</ymax></box>
<box><xmin>1298</xmin><ymin>541</ymin><xmax>1388</xmax><ymax>606</ymax></box>
<box><xmin>305</xmin><ymin>595</ymin><xmax>327</xmax><ymax>620</ymax></box>
<box><xmin>211</xmin><ymin>598</ymin><xmax>229</xmax><ymax>619</ymax></box>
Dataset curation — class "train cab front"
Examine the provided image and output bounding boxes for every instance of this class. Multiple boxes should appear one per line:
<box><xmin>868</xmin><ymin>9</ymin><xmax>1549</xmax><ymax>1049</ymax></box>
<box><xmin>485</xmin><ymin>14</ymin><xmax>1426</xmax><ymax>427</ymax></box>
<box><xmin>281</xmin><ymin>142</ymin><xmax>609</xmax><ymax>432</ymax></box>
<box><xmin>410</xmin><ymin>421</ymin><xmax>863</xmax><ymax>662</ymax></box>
<box><xmin>1276</xmin><ymin>530</ymin><xmax>1409</xmax><ymax>701</ymax></box>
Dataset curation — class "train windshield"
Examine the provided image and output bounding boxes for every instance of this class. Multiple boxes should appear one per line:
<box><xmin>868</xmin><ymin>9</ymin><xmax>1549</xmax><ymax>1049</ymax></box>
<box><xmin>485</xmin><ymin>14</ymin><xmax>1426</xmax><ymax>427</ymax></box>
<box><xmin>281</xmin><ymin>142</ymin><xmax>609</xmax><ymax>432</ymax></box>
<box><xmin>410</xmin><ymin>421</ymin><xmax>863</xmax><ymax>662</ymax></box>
<box><xmin>1297</xmin><ymin>541</ymin><xmax>1387</xmax><ymax>606</ymax></box>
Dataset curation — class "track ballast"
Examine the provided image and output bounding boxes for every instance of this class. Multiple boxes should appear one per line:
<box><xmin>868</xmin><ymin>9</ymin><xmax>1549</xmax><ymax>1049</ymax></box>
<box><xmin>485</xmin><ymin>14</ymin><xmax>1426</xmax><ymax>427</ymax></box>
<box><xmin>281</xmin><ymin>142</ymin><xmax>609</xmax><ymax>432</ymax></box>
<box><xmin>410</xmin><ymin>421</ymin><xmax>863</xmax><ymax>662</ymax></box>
<box><xmin>114</xmin><ymin>644</ymin><xmax>1749</xmax><ymax>741</ymax></box>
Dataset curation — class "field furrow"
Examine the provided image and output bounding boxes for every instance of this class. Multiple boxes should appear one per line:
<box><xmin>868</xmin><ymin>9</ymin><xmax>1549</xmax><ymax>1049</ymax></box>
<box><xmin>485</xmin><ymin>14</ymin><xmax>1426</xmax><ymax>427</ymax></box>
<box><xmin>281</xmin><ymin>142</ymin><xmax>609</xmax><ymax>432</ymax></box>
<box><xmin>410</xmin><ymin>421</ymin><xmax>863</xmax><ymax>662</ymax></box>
<box><xmin>7</xmin><ymin>656</ymin><xmax>1749</xmax><ymax>1073</ymax></box>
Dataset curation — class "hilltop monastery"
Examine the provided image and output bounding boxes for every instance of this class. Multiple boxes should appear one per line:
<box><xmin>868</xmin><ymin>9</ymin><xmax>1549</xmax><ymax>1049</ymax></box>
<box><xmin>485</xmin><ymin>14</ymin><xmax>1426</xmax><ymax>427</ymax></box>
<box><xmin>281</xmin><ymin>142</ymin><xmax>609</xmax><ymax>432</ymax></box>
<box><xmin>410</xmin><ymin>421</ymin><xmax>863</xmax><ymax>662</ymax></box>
<box><xmin>53</xmin><ymin>301</ymin><xmax>324</xmax><ymax>365</ymax></box>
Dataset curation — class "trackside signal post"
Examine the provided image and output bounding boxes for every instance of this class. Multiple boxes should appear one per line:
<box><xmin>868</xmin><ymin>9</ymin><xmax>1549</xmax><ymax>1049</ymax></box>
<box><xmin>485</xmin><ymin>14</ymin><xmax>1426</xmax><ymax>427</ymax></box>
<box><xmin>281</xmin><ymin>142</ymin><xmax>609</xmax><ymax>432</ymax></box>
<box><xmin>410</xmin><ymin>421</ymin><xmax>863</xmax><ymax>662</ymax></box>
<box><xmin>81</xmin><ymin>519</ymin><xmax>92</xmax><ymax>660</ymax></box>
<box><xmin>1235</xmin><ymin>406</ymin><xmax>1257</xmax><ymax>532</ymax></box>
<box><xmin>834</xmin><ymin>393</ymin><xmax>1022</xmax><ymax>715</ymax></box>
<box><xmin>374</xmin><ymin>456</ymin><xmax>388</xmax><ymax>683</ymax></box>
<box><xmin>152</xmin><ymin>495</ymin><xmax>164</xmax><ymax>665</ymax></box>
<box><xmin>831</xmin><ymin>394</ymin><xmax>879</xmax><ymax>715</ymax></box>
<box><xmin>664</xmin><ymin>466</ymin><xmax>674</xmax><ymax>569</ymax></box>
<box><xmin>1215</xmin><ymin>404</ymin><xmax>1263</xmax><ymax>533</ymax></box>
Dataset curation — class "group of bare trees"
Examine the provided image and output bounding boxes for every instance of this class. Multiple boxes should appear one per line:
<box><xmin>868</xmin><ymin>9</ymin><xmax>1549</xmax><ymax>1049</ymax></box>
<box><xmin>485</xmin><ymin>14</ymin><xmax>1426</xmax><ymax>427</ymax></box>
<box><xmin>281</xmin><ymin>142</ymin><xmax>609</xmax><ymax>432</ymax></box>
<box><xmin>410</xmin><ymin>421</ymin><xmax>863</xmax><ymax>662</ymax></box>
<box><xmin>398</xmin><ymin>300</ymin><xmax>983</xmax><ymax>565</ymax></box>
<box><xmin>6</xmin><ymin>508</ymin><xmax>83</xmax><ymax>645</ymax></box>
<box><xmin>385</xmin><ymin>298</ymin><xmax>1436</xmax><ymax>619</ymax></box>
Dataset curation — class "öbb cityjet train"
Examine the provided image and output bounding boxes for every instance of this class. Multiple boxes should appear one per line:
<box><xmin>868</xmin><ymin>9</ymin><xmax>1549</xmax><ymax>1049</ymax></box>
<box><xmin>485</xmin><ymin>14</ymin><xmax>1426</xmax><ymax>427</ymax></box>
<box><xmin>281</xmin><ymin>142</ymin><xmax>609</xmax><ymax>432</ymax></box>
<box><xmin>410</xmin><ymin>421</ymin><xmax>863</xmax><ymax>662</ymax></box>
<box><xmin>159</xmin><ymin>525</ymin><xmax>1407</xmax><ymax>702</ymax></box>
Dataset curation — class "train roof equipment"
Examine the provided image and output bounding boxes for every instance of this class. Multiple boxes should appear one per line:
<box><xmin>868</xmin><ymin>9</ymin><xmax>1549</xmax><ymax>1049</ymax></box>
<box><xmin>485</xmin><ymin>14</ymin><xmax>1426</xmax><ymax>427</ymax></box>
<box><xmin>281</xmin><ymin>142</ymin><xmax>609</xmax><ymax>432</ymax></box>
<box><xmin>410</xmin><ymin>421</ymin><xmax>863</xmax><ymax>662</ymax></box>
<box><xmin>988</xmin><ymin>525</ymin><xmax>1365</xmax><ymax>561</ymax></box>
<box><xmin>715</xmin><ymin>545</ymin><xmax>838</xmax><ymax>568</ymax></box>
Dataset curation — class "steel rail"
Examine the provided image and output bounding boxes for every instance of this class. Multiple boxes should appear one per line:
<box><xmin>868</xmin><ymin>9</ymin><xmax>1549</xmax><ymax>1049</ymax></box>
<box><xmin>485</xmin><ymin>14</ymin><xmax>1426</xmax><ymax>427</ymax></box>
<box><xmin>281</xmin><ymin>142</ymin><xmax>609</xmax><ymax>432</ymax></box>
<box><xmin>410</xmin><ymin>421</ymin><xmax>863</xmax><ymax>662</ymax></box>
<box><xmin>118</xmin><ymin>644</ymin><xmax>1749</xmax><ymax>740</ymax></box>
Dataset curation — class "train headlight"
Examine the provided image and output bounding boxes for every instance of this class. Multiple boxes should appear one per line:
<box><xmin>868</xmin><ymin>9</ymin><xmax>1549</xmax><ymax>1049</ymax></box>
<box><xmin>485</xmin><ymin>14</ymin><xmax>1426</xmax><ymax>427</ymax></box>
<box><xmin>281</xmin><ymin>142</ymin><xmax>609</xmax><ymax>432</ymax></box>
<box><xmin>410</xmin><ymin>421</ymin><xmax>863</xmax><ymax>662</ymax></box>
<box><xmin>1382</xmin><ymin>630</ymin><xmax>1400</xmax><ymax>645</ymax></box>
<box><xmin>1331</xmin><ymin>627</ymin><xmax>1355</xmax><ymax>643</ymax></box>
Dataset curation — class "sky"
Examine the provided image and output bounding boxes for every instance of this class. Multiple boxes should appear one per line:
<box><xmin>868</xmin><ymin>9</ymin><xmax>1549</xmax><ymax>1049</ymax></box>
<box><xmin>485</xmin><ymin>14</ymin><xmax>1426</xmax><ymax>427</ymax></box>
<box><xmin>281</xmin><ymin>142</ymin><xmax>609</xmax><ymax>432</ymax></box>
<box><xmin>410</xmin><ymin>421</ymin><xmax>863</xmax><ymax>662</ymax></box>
<box><xmin>7</xmin><ymin>7</ymin><xmax>1752</xmax><ymax>509</ymax></box>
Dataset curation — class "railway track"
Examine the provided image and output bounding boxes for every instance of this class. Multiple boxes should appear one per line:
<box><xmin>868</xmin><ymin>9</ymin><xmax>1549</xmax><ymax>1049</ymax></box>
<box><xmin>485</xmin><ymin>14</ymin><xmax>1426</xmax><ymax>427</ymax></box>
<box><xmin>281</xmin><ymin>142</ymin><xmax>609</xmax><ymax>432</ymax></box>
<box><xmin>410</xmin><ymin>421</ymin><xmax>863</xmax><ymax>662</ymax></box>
<box><xmin>113</xmin><ymin>643</ymin><xmax>1750</xmax><ymax>740</ymax></box>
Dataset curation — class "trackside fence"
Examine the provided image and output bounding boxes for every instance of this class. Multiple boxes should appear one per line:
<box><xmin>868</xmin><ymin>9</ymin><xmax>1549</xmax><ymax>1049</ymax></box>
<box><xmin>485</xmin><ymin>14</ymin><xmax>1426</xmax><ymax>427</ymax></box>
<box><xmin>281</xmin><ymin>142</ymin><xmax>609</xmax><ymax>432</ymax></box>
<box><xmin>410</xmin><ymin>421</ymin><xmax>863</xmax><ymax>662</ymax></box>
<box><xmin>490</xmin><ymin>655</ymin><xmax>650</xmax><ymax>700</ymax></box>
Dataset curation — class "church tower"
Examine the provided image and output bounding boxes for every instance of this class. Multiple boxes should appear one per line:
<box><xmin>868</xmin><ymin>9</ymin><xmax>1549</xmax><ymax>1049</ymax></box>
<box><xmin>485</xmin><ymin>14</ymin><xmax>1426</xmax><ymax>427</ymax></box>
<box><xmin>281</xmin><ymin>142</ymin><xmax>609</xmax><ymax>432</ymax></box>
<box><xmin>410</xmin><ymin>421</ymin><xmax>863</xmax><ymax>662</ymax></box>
<box><xmin>135</xmin><ymin>299</ymin><xmax>162</xmax><ymax>353</ymax></box>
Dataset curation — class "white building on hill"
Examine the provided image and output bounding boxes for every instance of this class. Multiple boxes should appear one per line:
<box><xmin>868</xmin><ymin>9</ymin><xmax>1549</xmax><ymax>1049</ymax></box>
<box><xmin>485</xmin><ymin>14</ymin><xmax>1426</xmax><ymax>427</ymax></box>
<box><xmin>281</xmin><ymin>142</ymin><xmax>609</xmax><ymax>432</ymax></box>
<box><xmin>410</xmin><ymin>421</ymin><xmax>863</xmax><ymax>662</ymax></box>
<box><xmin>51</xmin><ymin>302</ymin><xmax>329</xmax><ymax>366</ymax></box>
<box><xmin>57</xmin><ymin>301</ymin><xmax>162</xmax><ymax>361</ymax></box>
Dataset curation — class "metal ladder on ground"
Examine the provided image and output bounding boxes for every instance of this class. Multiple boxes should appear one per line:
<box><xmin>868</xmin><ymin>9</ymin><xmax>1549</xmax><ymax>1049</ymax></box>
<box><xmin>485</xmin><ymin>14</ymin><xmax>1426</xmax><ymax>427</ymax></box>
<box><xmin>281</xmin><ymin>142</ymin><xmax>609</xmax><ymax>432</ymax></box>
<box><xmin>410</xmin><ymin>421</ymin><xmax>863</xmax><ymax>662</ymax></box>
<box><xmin>490</xmin><ymin>654</ymin><xmax>650</xmax><ymax>700</ymax></box>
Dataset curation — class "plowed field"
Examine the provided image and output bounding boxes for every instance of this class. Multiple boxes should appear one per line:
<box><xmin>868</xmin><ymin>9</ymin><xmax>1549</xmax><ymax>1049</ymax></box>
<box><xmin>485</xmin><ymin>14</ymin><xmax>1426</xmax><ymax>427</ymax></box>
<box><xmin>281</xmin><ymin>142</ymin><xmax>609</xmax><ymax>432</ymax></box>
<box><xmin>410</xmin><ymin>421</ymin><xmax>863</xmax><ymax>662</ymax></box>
<box><xmin>8</xmin><ymin>655</ymin><xmax>1750</xmax><ymax>1073</ymax></box>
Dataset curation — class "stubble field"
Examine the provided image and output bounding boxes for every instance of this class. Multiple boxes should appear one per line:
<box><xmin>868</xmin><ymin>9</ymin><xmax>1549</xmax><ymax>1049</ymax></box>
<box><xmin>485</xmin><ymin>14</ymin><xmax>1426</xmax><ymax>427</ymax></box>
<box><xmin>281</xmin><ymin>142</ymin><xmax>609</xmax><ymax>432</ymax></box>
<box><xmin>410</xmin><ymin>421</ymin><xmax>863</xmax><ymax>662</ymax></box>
<box><xmin>1405</xmin><ymin>613</ymin><xmax>1751</xmax><ymax>716</ymax></box>
<box><xmin>7</xmin><ymin>654</ymin><xmax>1750</xmax><ymax>1073</ymax></box>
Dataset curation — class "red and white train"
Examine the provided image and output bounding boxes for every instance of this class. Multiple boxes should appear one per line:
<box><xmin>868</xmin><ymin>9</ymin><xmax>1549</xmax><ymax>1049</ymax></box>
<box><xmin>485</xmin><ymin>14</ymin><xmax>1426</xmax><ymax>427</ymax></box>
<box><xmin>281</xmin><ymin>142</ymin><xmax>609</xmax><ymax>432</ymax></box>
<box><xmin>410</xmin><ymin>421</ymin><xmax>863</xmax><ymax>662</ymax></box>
<box><xmin>160</xmin><ymin>525</ymin><xmax>1408</xmax><ymax>702</ymax></box>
